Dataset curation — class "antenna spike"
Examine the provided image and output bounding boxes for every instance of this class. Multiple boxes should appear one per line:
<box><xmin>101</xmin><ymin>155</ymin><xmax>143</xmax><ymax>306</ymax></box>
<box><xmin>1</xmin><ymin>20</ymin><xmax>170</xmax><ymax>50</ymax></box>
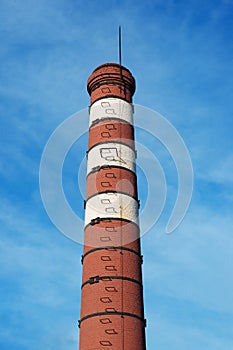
<box><xmin>119</xmin><ymin>25</ymin><xmax>122</xmax><ymax>66</ymax></box>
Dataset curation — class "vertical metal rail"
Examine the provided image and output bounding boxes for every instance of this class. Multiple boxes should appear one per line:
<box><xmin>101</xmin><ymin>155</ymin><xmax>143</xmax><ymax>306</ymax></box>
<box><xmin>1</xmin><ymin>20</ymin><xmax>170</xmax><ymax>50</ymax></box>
<box><xmin>119</xmin><ymin>25</ymin><xmax>122</xmax><ymax>66</ymax></box>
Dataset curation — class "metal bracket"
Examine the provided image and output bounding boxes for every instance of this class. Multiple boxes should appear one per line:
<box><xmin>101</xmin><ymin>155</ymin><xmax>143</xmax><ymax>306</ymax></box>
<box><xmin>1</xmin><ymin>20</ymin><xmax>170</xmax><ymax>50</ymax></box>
<box><xmin>90</xmin><ymin>217</ymin><xmax>101</xmax><ymax>225</ymax></box>
<box><xmin>91</xmin><ymin>118</ymin><xmax>100</xmax><ymax>126</ymax></box>
<box><xmin>92</xmin><ymin>165</ymin><xmax>101</xmax><ymax>172</ymax></box>
<box><xmin>89</xmin><ymin>275</ymin><xmax>100</xmax><ymax>284</ymax></box>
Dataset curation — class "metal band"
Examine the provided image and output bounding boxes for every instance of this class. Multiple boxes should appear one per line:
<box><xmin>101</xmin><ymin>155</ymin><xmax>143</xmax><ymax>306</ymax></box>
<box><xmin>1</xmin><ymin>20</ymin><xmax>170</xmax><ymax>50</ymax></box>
<box><xmin>89</xmin><ymin>80</ymin><xmax>132</xmax><ymax>92</ymax></box>
<box><xmin>84</xmin><ymin>216</ymin><xmax>140</xmax><ymax>229</ymax></box>
<box><xmin>79</xmin><ymin>311</ymin><xmax>146</xmax><ymax>327</ymax></box>
<box><xmin>82</xmin><ymin>246</ymin><xmax>142</xmax><ymax>262</ymax></box>
<box><xmin>81</xmin><ymin>275</ymin><xmax>143</xmax><ymax>289</ymax></box>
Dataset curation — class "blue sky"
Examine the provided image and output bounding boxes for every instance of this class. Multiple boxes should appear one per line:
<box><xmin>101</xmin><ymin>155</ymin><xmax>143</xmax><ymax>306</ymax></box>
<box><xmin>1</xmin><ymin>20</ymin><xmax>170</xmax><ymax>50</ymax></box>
<box><xmin>0</xmin><ymin>0</ymin><xmax>233</xmax><ymax>349</ymax></box>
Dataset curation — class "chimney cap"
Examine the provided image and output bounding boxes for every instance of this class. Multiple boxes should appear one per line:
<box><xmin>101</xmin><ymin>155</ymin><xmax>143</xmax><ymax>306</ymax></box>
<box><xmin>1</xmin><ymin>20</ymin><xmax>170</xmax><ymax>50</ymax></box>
<box><xmin>87</xmin><ymin>62</ymin><xmax>136</xmax><ymax>99</ymax></box>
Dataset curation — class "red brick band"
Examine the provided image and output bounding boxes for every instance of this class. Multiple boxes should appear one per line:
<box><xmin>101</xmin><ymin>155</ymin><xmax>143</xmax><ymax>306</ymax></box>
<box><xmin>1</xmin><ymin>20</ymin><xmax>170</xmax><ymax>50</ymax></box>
<box><xmin>79</xmin><ymin>317</ymin><xmax>146</xmax><ymax>349</ymax></box>
<box><xmin>89</xmin><ymin>86</ymin><xmax>133</xmax><ymax>105</ymax></box>
<box><xmin>88</xmin><ymin>120</ymin><xmax>134</xmax><ymax>149</ymax></box>
<box><xmin>82</xmin><ymin>249</ymin><xmax>143</xmax><ymax>283</ymax></box>
<box><xmin>80</xmin><ymin>280</ymin><xmax>144</xmax><ymax>319</ymax></box>
<box><xmin>86</xmin><ymin>166</ymin><xmax>137</xmax><ymax>200</ymax></box>
<box><xmin>83</xmin><ymin>219</ymin><xmax>140</xmax><ymax>249</ymax></box>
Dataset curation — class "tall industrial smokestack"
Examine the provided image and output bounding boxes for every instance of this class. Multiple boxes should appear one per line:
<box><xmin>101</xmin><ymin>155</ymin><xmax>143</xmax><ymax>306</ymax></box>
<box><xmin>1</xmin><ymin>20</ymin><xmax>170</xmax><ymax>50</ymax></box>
<box><xmin>79</xmin><ymin>63</ymin><xmax>146</xmax><ymax>349</ymax></box>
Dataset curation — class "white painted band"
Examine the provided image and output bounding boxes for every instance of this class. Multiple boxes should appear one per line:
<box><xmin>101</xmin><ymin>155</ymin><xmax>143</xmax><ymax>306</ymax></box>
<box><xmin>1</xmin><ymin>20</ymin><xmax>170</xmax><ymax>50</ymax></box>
<box><xmin>85</xmin><ymin>192</ymin><xmax>139</xmax><ymax>226</ymax></box>
<box><xmin>89</xmin><ymin>98</ymin><xmax>134</xmax><ymax>126</ymax></box>
<box><xmin>87</xmin><ymin>142</ymin><xmax>136</xmax><ymax>175</ymax></box>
